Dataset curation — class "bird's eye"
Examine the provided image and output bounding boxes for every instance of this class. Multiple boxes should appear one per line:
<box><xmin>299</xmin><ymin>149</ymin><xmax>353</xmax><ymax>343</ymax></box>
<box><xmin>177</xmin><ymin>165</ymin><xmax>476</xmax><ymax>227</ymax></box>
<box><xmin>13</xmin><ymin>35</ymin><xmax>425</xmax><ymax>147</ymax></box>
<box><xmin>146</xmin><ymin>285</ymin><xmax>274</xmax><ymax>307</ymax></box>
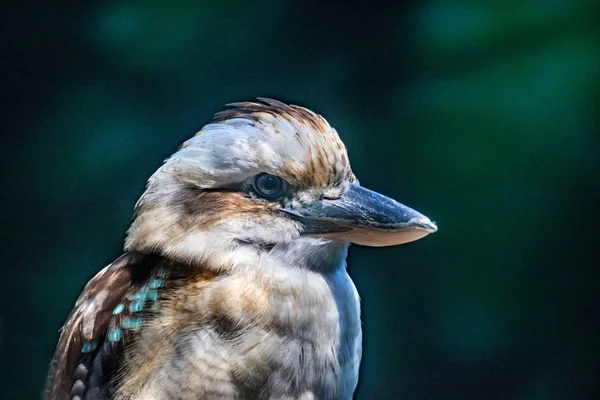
<box><xmin>253</xmin><ymin>173</ymin><xmax>288</xmax><ymax>199</ymax></box>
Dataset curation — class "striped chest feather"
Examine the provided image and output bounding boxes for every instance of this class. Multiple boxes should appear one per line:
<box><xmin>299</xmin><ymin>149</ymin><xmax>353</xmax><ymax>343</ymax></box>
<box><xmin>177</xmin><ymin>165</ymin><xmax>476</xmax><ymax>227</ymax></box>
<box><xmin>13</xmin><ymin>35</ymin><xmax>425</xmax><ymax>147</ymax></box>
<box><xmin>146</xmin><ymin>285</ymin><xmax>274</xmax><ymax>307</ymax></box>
<box><xmin>115</xmin><ymin>267</ymin><xmax>362</xmax><ymax>400</ymax></box>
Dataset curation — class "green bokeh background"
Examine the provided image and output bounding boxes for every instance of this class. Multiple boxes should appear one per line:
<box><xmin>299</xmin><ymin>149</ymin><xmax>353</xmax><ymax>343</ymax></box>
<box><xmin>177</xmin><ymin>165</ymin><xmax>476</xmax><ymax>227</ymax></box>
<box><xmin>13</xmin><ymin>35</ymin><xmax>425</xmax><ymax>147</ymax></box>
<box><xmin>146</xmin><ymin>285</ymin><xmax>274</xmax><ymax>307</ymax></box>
<box><xmin>2</xmin><ymin>1</ymin><xmax>599</xmax><ymax>399</ymax></box>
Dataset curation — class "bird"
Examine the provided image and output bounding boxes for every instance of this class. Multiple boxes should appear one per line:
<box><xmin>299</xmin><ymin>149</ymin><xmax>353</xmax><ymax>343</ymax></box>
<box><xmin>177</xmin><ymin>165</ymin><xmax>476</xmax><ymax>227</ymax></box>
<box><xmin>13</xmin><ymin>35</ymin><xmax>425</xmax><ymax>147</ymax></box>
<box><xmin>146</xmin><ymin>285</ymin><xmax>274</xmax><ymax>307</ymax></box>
<box><xmin>45</xmin><ymin>98</ymin><xmax>437</xmax><ymax>400</ymax></box>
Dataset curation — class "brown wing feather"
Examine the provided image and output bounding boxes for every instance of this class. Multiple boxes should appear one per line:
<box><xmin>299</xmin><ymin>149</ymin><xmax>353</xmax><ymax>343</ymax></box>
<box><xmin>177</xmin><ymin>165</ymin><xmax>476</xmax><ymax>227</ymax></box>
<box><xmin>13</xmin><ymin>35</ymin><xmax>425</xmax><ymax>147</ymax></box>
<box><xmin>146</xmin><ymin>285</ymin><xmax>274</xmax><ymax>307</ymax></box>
<box><xmin>45</xmin><ymin>252</ymin><xmax>160</xmax><ymax>400</ymax></box>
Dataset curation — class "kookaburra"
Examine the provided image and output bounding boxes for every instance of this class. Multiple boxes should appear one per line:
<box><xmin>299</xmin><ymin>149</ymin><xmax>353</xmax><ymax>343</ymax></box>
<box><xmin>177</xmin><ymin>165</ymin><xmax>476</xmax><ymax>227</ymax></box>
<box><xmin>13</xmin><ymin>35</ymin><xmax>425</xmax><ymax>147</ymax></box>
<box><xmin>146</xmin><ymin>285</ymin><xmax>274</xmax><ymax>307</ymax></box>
<box><xmin>45</xmin><ymin>98</ymin><xmax>437</xmax><ymax>400</ymax></box>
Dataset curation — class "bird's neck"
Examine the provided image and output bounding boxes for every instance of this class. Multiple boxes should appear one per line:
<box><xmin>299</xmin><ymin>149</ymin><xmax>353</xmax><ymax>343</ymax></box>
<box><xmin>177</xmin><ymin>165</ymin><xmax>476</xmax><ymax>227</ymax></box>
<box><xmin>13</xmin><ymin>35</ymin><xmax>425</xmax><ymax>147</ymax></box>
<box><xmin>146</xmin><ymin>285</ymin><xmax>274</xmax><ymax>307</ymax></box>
<box><xmin>268</xmin><ymin>238</ymin><xmax>349</xmax><ymax>273</ymax></box>
<box><xmin>168</xmin><ymin>236</ymin><xmax>349</xmax><ymax>276</ymax></box>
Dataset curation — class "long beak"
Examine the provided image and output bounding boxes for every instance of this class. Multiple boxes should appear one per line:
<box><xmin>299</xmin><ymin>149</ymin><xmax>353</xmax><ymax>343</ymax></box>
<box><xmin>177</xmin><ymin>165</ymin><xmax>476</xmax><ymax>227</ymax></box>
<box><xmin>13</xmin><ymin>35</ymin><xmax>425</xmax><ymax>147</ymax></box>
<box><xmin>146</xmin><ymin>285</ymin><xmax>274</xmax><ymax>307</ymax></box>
<box><xmin>282</xmin><ymin>183</ymin><xmax>437</xmax><ymax>247</ymax></box>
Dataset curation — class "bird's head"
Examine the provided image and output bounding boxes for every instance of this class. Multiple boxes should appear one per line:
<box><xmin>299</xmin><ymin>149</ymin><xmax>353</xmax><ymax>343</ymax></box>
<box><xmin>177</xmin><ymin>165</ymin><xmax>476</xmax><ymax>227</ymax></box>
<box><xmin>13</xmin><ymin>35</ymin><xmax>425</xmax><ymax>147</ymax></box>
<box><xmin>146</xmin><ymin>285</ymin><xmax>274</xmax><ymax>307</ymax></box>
<box><xmin>125</xmin><ymin>98</ymin><xmax>436</xmax><ymax>271</ymax></box>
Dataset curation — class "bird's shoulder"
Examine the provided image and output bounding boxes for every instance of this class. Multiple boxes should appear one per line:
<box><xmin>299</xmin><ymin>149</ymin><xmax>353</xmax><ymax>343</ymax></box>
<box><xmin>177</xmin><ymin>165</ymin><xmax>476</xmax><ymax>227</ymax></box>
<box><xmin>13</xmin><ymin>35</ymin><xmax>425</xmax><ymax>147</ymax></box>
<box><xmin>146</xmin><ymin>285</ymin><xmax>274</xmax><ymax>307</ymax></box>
<box><xmin>44</xmin><ymin>251</ymin><xmax>182</xmax><ymax>400</ymax></box>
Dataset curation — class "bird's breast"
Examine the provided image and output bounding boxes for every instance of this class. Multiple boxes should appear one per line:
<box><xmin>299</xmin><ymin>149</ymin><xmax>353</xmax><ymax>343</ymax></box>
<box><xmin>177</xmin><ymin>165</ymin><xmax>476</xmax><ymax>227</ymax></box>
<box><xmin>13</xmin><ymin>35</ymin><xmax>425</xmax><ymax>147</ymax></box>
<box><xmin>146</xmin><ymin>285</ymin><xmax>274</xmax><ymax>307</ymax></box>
<box><xmin>118</xmin><ymin>267</ymin><xmax>361</xmax><ymax>399</ymax></box>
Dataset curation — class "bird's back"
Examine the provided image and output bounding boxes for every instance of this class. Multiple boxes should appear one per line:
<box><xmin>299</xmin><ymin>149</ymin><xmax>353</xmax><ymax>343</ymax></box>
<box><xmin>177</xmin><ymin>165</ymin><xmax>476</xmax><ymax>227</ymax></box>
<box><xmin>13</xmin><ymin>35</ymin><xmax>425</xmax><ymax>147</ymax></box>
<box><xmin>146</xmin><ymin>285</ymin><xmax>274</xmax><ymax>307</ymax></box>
<box><xmin>45</xmin><ymin>252</ymin><xmax>167</xmax><ymax>399</ymax></box>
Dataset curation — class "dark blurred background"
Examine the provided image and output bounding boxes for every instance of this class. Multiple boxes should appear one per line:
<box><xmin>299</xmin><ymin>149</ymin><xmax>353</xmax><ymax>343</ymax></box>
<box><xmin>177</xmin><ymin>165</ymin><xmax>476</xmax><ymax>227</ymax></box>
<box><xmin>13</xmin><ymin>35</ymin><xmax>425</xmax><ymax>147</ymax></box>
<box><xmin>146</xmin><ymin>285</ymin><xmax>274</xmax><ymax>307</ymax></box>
<box><xmin>2</xmin><ymin>0</ymin><xmax>599</xmax><ymax>399</ymax></box>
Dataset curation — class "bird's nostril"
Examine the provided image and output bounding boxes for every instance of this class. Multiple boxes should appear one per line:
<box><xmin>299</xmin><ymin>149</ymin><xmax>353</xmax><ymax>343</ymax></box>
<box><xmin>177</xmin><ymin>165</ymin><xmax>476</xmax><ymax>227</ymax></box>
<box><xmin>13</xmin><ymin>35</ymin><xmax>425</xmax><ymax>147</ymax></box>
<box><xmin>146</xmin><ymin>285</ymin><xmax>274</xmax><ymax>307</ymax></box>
<box><xmin>321</xmin><ymin>188</ymin><xmax>344</xmax><ymax>201</ymax></box>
